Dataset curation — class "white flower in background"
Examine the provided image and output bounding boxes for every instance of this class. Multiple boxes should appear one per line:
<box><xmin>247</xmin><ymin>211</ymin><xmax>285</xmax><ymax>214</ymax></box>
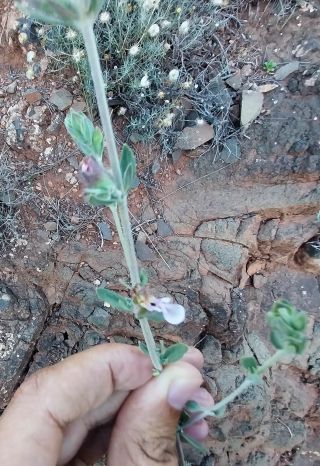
<box><xmin>161</xmin><ymin>20</ymin><xmax>172</xmax><ymax>28</ymax></box>
<box><xmin>129</xmin><ymin>44</ymin><xmax>140</xmax><ymax>56</ymax></box>
<box><xmin>66</xmin><ymin>28</ymin><xmax>77</xmax><ymax>40</ymax></box>
<box><xmin>18</xmin><ymin>32</ymin><xmax>28</xmax><ymax>44</ymax></box>
<box><xmin>118</xmin><ymin>106</ymin><xmax>127</xmax><ymax>116</ymax></box>
<box><xmin>26</xmin><ymin>50</ymin><xmax>36</xmax><ymax>63</ymax></box>
<box><xmin>182</xmin><ymin>79</ymin><xmax>193</xmax><ymax>89</ymax></box>
<box><xmin>148</xmin><ymin>23</ymin><xmax>160</xmax><ymax>38</ymax></box>
<box><xmin>26</xmin><ymin>67</ymin><xmax>35</xmax><ymax>80</ymax></box>
<box><xmin>72</xmin><ymin>49</ymin><xmax>85</xmax><ymax>62</ymax></box>
<box><xmin>37</xmin><ymin>27</ymin><xmax>45</xmax><ymax>37</ymax></box>
<box><xmin>168</xmin><ymin>69</ymin><xmax>180</xmax><ymax>82</ymax></box>
<box><xmin>140</xmin><ymin>74</ymin><xmax>150</xmax><ymax>88</ymax></box>
<box><xmin>164</xmin><ymin>42</ymin><xmax>171</xmax><ymax>52</ymax></box>
<box><xmin>99</xmin><ymin>11</ymin><xmax>111</xmax><ymax>23</ymax></box>
<box><xmin>158</xmin><ymin>90</ymin><xmax>165</xmax><ymax>98</ymax></box>
<box><xmin>196</xmin><ymin>118</ymin><xmax>205</xmax><ymax>125</ymax></box>
<box><xmin>146</xmin><ymin>297</ymin><xmax>186</xmax><ymax>325</ymax></box>
<box><xmin>142</xmin><ymin>0</ymin><xmax>160</xmax><ymax>10</ymax></box>
<box><xmin>179</xmin><ymin>20</ymin><xmax>190</xmax><ymax>35</ymax></box>
<box><xmin>161</xmin><ymin>113</ymin><xmax>175</xmax><ymax>127</ymax></box>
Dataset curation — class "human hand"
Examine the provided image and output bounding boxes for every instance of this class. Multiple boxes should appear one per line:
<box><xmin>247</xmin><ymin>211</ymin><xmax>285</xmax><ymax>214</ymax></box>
<box><xmin>0</xmin><ymin>343</ymin><xmax>212</xmax><ymax>466</ymax></box>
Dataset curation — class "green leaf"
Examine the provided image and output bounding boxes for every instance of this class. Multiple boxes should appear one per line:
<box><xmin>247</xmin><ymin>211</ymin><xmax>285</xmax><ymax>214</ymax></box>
<box><xmin>185</xmin><ymin>400</ymin><xmax>203</xmax><ymax>413</ymax></box>
<box><xmin>65</xmin><ymin>111</ymin><xmax>104</xmax><ymax>160</ymax></box>
<box><xmin>138</xmin><ymin>342</ymin><xmax>149</xmax><ymax>356</ymax></box>
<box><xmin>120</xmin><ymin>144</ymin><xmax>136</xmax><ymax>192</ymax></box>
<box><xmin>240</xmin><ymin>357</ymin><xmax>258</xmax><ymax>374</ymax></box>
<box><xmin>96</xmin><ymin>288</ymin><xmax>133</xmax><ymax>312</ymax></box>
<box><xmin>180</xmin><ymin>432</ymin><xmax>208</xmax><ymax>455</ymax></box>
<box><xmin>212</xmin><ymin>405</ymin><xmax>226</xmax><ymax>417</ymax></box>
<box><xmin>143</xmin><ymin>310</ymin><xmax>165</xmax><ymax>322</ymax></box>
<box><xmin>161</xmin><ymin>343</ymin><xmax>188</xmax><ymax>364</ymax></box>
<box><xmin>139</xmin><ymin>269</ymin><xmax>148</xmax><ymax>287</ymax></box>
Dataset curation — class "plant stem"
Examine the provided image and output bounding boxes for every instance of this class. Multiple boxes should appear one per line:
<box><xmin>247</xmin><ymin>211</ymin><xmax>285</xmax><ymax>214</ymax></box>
<box><xmin>80</xmin><ymin>22</ymin><xmax>123</xmax><ymax>190</ymax></box>
<box><xmin>184</xmin><ymin>349</ymin><xmax>286</xmax><ymax>428</ymax></box>
<box><xmin>80</xmin><ymin>21</ymin><xmax>162</xmax><ymax>372</ymax></box>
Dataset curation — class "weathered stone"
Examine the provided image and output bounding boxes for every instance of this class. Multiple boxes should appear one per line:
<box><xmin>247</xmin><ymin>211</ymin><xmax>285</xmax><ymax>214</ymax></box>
<box><xmin>171</xmin><ymin>149</ymin><xmax>182</xmax><ymax>164</ymax></box>
<box><xmin>201</xmin><ymin>239</ymin><xmax>249</xmax><ymax>285</ymax></box>
<box><xmin>44</xmin><ymin>221</ymin><xmax>57</xmax><ymax>231</ymax></box>
<box><xmin>196</xmin><ymin>218</ymin><xmax>240</xmax><ymax>241</ymax></box>
<box><xmin>87</xmin><ymin>308</ymin><xmax>110</xmax><ymax>327</ymax></box>
<box><xmin>241</xmin><ymin>90</ymin><xmax>264</xmax><ymax>127</ymax></box>
<box><xmin>6</xmin><ymin>81</ymin><xmax>17</xmax><ymax>94</ymax></box>
<box><xmin>201</xmin><ymin>335</ymin><xmax>222</xmax><ymax>367</ymax></box>
<box><xmin>49</xmin><ymin>88</ymin><xmax>73</xmax><ymax>111</ymax></box>
<box><xmin>24</xmin><ymin>90</ymin><xmax>42</xmax><ymax>104</ymax></box>
<box><xmin>174</xmin><ymin>123</ymin><xmax>214</xmax><ymax>150</ymax></box>
<box><xmin>0</xmin><ymin>283</ymin><xmax>48</xmax><ymax>409</ymax></box>
<box><xmin>98</xmin><ymin>222</ymin><xmax>113</xmax><ymax>241</ymax></box>
<box><xmin>71</xmin><ymin>98</ymin><xmax>86</xmax><ymax>112</ymax></box>
<box><xmin>225</xmin><ymin>71</ymin><xmax>242</xmax><ymax>90</ymax></box>
<box><xmin>135</xmin><ymin>241</ymin><xmax>156</xmax><ymax>262</ymax></box>
<box><xmin>274</xmin><ymin>61</ymin><xmax>300</xmax><ymax>80</ymax></box>
<box><xmin>157</xmin><ymin>219</ymin><xmax>173</xmax><ymax>237</ymax></box>
<box><xmin>220</xmin><ymin>137</ymin><xmax>241</xmax><ymax>163</ymax></box>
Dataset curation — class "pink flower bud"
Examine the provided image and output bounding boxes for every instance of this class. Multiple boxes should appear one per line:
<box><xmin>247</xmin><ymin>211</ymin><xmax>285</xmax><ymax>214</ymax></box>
<box><xmin>81</xmin><ymin>157</ymin><xmax>104</xmax><ymax>184</ymax></box>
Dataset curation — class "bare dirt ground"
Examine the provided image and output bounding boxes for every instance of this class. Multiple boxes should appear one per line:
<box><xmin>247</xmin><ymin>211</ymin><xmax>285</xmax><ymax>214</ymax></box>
<box><xmin>0</xmin><ymin>1</ymin><xmax>319</xmax><ymax>465</ymax></box>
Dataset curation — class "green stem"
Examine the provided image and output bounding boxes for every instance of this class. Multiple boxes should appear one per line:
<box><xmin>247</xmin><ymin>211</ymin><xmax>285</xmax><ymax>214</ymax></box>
<box><xmin>80</xmin><ymin>22</ymin><xmax>123</xmax><ymax>190</ymax></box>
<box><xmin>80</xmin><ymin>22</ymin><xmax>162</xmax><ymax>372</ymax></box>
<box><xmin>184</xmin><ymin>349</ymin><xmax>286</xmax><ymax>428</ymax></box>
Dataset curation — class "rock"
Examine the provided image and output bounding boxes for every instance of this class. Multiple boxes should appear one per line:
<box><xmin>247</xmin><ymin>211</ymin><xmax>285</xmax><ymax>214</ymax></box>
<box><xmin>274</xmin><ymin>61</ymin><xmax>300</xmax><ymax>80</ymax></box>
<box><xmin>135</xmin><ymin>241</ymin><xmax>156</xmax><ymax>262</ymax></box>
<box><xmin>151</xmin><ymin>159</ymin><xmax>161</xmax><ymax>175</ymax></box>
<box><xmin>258</xmin><ymin>219</ymin><xmax>280</xmax><ymax>242</ymax></box>
<box><xmin>171</xmin><ymin>149</ymin><xmax>183</xmax><ymax>164</ymax></box>
<box><xmin>225</xmin><ymin>71</ymin><xmax>242</xmax><ymax>90</ymax></box>
<box><xmin>220</xmin><ymin>137</ymin><xmax>241</xmax><ymax>163</ymax></box>
<box><xmin>174</xmin><ymin>123</ymin><xmax>214</xmax><ymax>150</ymax></box>
<box><xmin>241</xmin><ymin>64</ymin><xmax>252</xmax><ymax>77</ymax></box>
<box><xmin>87</xmin><ymin>308</ymin><xmax>110</xmax><ymax>327</ymax></box>
<box><xmin>201</xmin><ymin>335</ymin><xmax>222</xmax><ymax>367</ymax></box>
<box><xmin>44</xmin><ymin>221</ymin><xmax>57</xmax><ymax>231</ymax></box>
<box><xmin>157</xmin><ymin>219</ymin><xmax>173</xmax><ymax>237</ymax></box>
<box><xmin>7</xmin><ymin>81</ymin><xmax>17</xmax><ymax>94</ymax></box>
<box><xmin>98</xmin><ymin>222</ymin><xmax>113</xmax><ymax>241</ymax></box>
<box><xmin>49</xmin><ymin>88</ymin><xmax>73</xmax><ymax>111</ymax></box>
<box><xmin>141</xmin><ymin>204</ymin><xmax>155</xmax><ymax>224</ymax></box>
<box><xmin>196</xmin><ymin>218</ymin><xmax>240</xmax><ymax>241</ymax></box>
<box><xmin>47</xmin><ymin>114</ymin><xmax>62</xmax><ymax>133</ymax></box>
<box><xmin>71</xmin><ymin>98</ymin><xmax>86</xmax><ymax>112</ymax></box>
<box><xmin>201</xmin><ymin>239</ymin><xmax>249</xmax><ymax>285</ymax></box>
<box><xmin>241</xmin><ymin>90</ymin><xmax>264</xmax><ymax>127</ymax></box>
<box><xmin>258</xmin><ymin>83</ymin><xmax>279</xmax><ymax>93</ymax></box>
<box><xmin>24</xmin><ymin>90</ymin><xmax>42</xmax><ymax>104</ymax></box>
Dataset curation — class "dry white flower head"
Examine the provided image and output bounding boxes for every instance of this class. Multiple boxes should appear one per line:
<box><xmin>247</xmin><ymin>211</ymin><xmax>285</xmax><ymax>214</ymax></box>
<box><xmin>161</xmin><ymin>20</ymin><xmax>171</xmax><ymax>28</ymax></box>
<box><xmin>66</xmin><ymin>28</ymin><xmax>77</xmax><ymax>40</ymax></box>
<box><xmin>141</xmin><ymin>0</ymin><xmax>160</xmax><ymax>10</ymax></box>
<box><xmin>99</xmin><ymin>11</ymin><xmax>111</xmax><ymax>23</ymax></box>
<box><xmin>161</xmin><ymin>113</ymin><xmax>175</xmax><ymax>127</ymax></box>
<box><xmin>129</xmin><ymin>44</ymin><xmax>140</xmax><ymax>56</ymax></box>
<box><xmin>168</xmin><ymin>69</ymin><xmax>180</xmax><ymax>82</ymax></box>
<box><xmin>179</xmin><ymin>20</ymin><xmax>190</xmax><ymax>35</ymax></box>
<box><xmin>196</xmin><ymin>118</ymin><xmax>205</xmax><ymax>126</ymax></box>
<box><xmin>140</xmin><ymin>74</ymin><xmax>151</xmax><ymax>88</ymax></box>
<box><xmin>164</xmin><ymin>42</ymin><xmax>171</xmax><ymax>52</ymax></box>
<box><xmin>118</xmin><ymin>107</ymin><xmax>127</xmax><ymax>116</ymax></box>
<box><xmin>26</xmin><ymin>67</ymin><xmax>35</xmax><ymax>80</ymax></box>
<box><xmin>18</xmin><ymin>32</ymin><xmax>28</xmax><ymax>44</ymax></box>
<box><xmin>148</xmin><ymin>23</ymin><xmax>160</xmax><ymax>38</ymax></box>
<box><xmin>37</xmin><ymin>27</ymin><xmax>45</xmax><ymax>36</ymax></box>
<box><xmin>26</xmin><ymin>50</ymin><xmax>36</xmax><ymax>63</ymax></box>
<box><xmin>182</xmin><ymin>79</ymin><xmax>193</xmax><ymax>89</ymax></box>
<box><xmin>72</xmin><ymin>49</ymin><xmax>85</xmax><ymax>62</ymax></box>
<box><xmin>158</xmin><ymin>91</ymin><xmax>165</xmax><ymax>99</ymax></box>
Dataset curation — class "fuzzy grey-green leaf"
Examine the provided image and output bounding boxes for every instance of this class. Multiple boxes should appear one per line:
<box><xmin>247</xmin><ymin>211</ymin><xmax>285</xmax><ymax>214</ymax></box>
<box><xmin>161</xmin><ymin>343</ymin><xmax>188</xmax><ymax>364</ymax></box>
<box><xmin>96</xmin><ymin>288</ymin><xmax>133</xmax><ymax>312</ymax></box>
<box><xmin>65</xmin><ymin>111</ymin><xmax>104</xmax><ymax>159</ymax></box>
<box><xmin>240</xmin><ymin>356</ymin><xmax>258</xmax><ymax>374</ymax></box>
<box><xmin>120</xmin><ymin>144</ymin><xmax>136</xmax><ymax>192</ymax></box>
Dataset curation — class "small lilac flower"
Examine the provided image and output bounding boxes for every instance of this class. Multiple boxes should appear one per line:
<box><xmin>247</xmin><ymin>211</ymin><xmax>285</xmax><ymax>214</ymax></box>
<box><xmin>146</xmin><ymin>297</ymin><xmax>186</xmax><ymax>325</ymax></box>
<box><xmin>81</xmin><ymin>157</ymin><xmax>103</xmax><ymax>184</ymax></box>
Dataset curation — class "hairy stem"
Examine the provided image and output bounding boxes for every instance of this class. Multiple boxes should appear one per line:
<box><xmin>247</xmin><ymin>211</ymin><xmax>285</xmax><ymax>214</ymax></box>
<box><xmin>80</xmin><ymin>21</ymin><xmax>162</xmax><ymax>372</ymax></box>
<box><xmin>184</xmin><ymin>349</ymin><xmax>286</xmax><ymax>428</ymax></box>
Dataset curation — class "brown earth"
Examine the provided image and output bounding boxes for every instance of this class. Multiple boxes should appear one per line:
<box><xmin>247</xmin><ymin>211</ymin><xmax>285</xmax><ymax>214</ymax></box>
<box><xmin>0</xmin><ymin>1</ymin><xmax>320</xmax><ymax>466</ymax></box>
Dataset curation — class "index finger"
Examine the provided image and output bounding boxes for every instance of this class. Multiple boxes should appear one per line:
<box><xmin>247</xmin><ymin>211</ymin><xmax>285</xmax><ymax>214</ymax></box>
<box><xmin>0</xmin><ymin>343</ymin><xmax>153</xmax><ymax>466</ymax></box>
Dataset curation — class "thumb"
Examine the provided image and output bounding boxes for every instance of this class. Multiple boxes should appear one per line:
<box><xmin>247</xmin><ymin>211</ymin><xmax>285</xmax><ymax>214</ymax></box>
<box><xmin>108</xmin><ymin>362</ymin><xmax>203</xmax><ymax>466</ymax></box>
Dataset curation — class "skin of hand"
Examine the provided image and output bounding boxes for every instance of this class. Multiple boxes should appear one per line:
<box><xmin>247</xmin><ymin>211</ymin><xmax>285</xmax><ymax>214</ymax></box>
<box><xmin>0</xmin><ymin>343</ymin><xmax>213</xmax><ymax>466</ymax></box>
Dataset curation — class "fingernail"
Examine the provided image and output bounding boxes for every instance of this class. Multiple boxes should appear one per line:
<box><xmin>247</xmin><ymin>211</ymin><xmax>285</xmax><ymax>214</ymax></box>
<box><xmin>167</xmin><ymin>379</ymin><xmax>199</xmax><ymax>410</ymax></box>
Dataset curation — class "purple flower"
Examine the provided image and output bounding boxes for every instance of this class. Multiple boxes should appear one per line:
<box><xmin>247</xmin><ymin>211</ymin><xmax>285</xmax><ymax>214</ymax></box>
<box><xmin>146</xmin><ymin>297</ymin><xmax>186</xmax><ymax>325</ymax></box>
<box><xmin>81</xmin><ymin>157</ymin><xmax>103</xmax><ymax>184</ymax></box>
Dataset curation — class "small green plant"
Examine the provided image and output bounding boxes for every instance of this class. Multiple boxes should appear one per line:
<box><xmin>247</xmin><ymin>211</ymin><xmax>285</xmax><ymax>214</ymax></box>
<box><xmin>263</xmin><ymin>60</ymin><xmax>278</xmax><ymax>73</ymax></box>
<box><xmin>15</xmin><ymin>1</ymin><xmax>309</xmax><ymax>464</ymax></box>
